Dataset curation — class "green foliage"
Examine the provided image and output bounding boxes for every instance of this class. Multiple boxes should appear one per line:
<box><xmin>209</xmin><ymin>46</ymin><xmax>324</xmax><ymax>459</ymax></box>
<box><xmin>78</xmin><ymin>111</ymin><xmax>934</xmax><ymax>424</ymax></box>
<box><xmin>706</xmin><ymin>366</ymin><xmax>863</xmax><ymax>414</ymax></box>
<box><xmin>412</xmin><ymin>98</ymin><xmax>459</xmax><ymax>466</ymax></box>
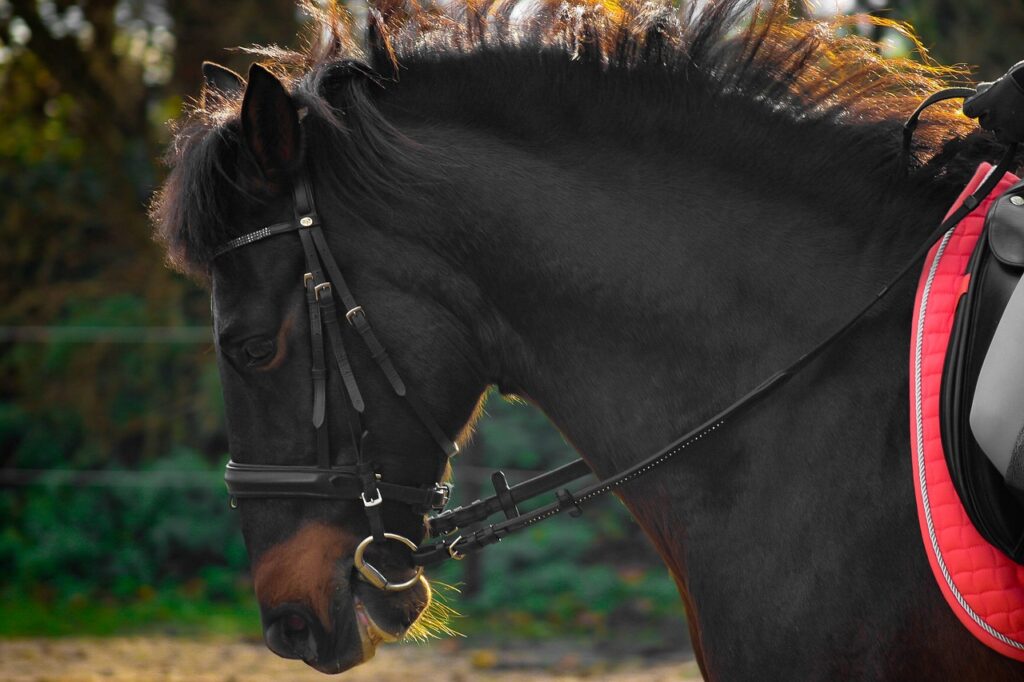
<box><xmin>1</xmin><ymin>449</ymin><xmax>246</xmax><ymax>604</ymax></box>
<box><xmin>894</xmin><ymin>0</ymin><xmax>1024</xmax><ymax>80</ymax></box>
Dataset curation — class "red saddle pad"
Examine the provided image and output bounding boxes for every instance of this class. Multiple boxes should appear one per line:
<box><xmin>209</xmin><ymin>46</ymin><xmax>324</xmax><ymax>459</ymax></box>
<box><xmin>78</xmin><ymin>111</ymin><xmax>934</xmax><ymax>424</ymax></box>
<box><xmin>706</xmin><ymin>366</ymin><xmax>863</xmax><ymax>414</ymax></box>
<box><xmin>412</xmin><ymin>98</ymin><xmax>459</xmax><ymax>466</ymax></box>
<box><xmin>909</xmin><ymin>163</ymin><xmax>1024</xmax><ymax>660</ymax></box>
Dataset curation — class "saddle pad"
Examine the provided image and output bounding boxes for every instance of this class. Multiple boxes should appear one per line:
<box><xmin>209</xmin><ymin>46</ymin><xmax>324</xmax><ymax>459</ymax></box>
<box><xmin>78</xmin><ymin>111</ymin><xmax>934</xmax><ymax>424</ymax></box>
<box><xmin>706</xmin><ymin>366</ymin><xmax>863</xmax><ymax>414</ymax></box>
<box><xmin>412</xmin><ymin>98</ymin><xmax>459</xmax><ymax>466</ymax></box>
<box><xmin>910</xmin><ymin>163</ymin><xmax>1024</xmax><ymax>660</ymax></box>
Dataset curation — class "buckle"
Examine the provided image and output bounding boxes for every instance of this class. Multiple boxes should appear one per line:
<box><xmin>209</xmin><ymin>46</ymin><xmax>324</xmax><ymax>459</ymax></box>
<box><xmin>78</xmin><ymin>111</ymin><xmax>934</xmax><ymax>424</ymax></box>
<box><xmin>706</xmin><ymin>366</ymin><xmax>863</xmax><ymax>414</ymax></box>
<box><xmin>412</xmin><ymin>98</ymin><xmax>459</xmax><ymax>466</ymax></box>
<box><xmin>447</xmin><ymin>535</ymin><xmax>466</xmax><ymax>561</ymax></box>
<box><xmin>345</xmin><ymin>305</ymin><xmax>364</xmax><ymax>325</ymax></box>
<box><xmin>314</xmin><ymin>282</ymin><xmax>332</xmax><ymax>301</ymax></box>
<box><xmin>431</xmin><ymin>483</ymin><xmax>452</xmax><ymax>511</ymax></box>
<box><xmin>361</xmin><ymin>488</ymin><xmax>383</xmax><ymax>507</ymax></box>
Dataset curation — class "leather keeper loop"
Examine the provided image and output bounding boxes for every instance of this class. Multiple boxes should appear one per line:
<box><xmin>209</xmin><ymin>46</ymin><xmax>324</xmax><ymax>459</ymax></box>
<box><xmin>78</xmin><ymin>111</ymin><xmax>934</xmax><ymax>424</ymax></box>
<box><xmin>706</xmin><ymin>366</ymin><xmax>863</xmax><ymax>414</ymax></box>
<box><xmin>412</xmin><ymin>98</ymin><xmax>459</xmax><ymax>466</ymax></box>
<box><xmin>491</xmin><ymin>471</ymin><xmax>521</xmax><ymax>519</ymax></box>
<box><xmin>556</xmin><ymin>489</ymin><xmax>583</xmax><ymax>517</ymax></box>
<box><xmin>357</xmin><ymin>461</ymin><xmax>378</xmax><ymax>496</ymax></box>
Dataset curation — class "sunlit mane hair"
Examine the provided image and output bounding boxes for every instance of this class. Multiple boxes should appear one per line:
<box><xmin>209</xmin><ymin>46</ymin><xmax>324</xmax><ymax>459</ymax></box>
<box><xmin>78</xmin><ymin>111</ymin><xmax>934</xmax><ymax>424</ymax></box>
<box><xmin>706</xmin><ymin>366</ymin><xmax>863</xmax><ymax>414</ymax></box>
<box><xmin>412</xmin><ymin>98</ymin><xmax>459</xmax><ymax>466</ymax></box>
<box><xmin>153</xmin><ymin>0</ymin><xmax>982</xmax><ymax>277</ymax></box>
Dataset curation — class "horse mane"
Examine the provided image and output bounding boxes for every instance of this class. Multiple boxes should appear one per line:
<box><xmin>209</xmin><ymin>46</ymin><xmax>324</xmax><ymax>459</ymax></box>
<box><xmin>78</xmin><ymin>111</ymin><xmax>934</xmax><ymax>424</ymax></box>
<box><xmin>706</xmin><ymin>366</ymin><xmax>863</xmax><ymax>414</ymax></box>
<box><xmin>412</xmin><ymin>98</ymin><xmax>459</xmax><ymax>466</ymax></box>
<box><xmin>153</xmin><ymin>0</ymin><xmax>981</xmax><ymax>278</ymax></box>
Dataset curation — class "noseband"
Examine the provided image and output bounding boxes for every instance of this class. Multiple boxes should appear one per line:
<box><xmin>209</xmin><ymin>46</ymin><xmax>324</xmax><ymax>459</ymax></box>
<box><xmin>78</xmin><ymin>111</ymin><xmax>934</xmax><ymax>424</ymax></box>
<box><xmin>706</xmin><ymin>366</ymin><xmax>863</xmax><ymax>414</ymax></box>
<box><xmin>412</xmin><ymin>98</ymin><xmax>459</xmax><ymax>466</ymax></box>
<box><xmin>216</xmin><ymin>172</ymin><xmax>457</xmax><ymax>592</ymax></box>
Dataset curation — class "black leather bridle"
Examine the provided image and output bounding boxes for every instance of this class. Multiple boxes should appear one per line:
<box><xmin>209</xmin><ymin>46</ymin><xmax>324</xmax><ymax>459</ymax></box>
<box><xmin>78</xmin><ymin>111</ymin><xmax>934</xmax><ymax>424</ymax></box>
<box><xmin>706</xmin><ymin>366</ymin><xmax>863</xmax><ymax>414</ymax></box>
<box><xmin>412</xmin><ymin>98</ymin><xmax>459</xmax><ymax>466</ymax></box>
<box><xmin>217</xmin><ymin>173</ymin><xmax>459</xmax><ymax>591</ymax></box>
<box><xmin>216</xmin><ymin>87</ymin><xmax>1019</xmax><ymax>591</ymax></box>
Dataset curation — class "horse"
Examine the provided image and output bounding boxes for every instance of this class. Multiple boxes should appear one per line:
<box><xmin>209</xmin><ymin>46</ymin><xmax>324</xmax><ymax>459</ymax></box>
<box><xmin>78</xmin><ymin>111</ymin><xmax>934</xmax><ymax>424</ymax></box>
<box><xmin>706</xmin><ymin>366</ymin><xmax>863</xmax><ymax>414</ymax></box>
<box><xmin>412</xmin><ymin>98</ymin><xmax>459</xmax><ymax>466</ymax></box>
<box><xmin>151</xmin><ymin>0</ymin><xmax>1024</xmax><ymax>677</ymax></box>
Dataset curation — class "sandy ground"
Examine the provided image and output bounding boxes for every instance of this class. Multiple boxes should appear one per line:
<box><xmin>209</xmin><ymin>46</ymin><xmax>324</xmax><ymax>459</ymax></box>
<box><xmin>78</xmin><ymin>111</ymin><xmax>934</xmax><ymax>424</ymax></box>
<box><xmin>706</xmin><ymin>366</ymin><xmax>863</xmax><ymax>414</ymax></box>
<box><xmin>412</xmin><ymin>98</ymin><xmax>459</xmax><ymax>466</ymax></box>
<box><xmin>0</xmin><ymin>638</ymin><xmax>703</xmax><ymax>682</ymax></box>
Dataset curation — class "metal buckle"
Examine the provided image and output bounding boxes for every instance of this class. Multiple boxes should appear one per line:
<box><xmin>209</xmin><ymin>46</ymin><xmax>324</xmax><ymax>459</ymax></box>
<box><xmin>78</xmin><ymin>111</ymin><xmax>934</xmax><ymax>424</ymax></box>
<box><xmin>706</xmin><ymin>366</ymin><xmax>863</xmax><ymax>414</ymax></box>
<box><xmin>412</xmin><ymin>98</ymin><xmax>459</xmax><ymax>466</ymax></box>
<box><xmin>314</xmin><ymin>282</ymin><xmax>332</xmax><ymax>301</ymax></box>
<box><xmin>345</xmin><ymin>305</ymin><xmax>364</xmax><ymax>325</ymax></box>
<box><xmin>361</xmin><ymin>488</ymin><xmax>383</xmax><ymax>507</ymax></box>
<box><xmin>447</xmin><ymin>535</ymin><xmax>466</xmax><ymax>561</ymax></box>
<box><xmin>353</xmin><ymin>533</ymin><xmax>426</xmax><ymax>592</ymax></box>
<box><xmin>431</xmin><ymin>483</ymin><xmax>452</xmax><ymax>511</ymax></box>
<box><xmin>303</xmin><ymin>272</ymin><xmax>314</xmax><ymax>288</ymax></box>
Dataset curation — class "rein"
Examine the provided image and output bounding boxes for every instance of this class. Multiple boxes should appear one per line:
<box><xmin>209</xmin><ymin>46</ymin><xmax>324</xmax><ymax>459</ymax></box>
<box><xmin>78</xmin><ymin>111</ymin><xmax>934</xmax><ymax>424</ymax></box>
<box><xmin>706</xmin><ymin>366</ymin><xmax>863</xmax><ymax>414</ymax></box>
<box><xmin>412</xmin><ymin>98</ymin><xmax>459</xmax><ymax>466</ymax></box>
<box><xmin>217</xmin><ymin>90</ymin><xmax>1018</xmax><ymax>588</ymax></box>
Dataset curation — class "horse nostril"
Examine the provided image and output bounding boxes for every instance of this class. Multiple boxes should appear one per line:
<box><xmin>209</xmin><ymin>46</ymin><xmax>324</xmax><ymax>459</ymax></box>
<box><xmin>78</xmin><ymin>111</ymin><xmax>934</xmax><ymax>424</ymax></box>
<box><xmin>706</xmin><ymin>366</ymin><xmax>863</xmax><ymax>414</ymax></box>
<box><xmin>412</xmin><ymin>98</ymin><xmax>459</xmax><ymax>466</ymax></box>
<box><xmin>283</xmin><ymin>613</ymin><xmax>308</xmax><ymax>633</ymax></box>
<box><xmin>264</xmin><ymin>608</ymin><xmax>320</xmax><ymax>662</ymax></box>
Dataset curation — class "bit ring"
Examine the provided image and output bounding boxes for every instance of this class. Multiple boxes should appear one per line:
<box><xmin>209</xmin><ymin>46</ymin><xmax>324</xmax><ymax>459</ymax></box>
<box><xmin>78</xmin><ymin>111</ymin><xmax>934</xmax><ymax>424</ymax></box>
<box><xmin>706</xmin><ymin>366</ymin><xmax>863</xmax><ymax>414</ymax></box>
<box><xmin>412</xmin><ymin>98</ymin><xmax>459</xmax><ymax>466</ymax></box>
<box><xmin>353</xmin><ymin>533</ymin><xmax>425</xmax><ymax>592</ymax></box>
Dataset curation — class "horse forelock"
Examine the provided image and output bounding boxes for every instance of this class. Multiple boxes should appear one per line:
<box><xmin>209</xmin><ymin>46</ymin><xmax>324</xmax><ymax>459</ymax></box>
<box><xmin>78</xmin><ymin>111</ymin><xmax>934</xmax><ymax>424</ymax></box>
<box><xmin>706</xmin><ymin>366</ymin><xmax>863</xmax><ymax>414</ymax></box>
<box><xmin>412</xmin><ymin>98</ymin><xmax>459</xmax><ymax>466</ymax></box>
<box><xmin>152</xmin><ymin>0</ymin><xmax>982</xmax><ymax>279</ymax></box>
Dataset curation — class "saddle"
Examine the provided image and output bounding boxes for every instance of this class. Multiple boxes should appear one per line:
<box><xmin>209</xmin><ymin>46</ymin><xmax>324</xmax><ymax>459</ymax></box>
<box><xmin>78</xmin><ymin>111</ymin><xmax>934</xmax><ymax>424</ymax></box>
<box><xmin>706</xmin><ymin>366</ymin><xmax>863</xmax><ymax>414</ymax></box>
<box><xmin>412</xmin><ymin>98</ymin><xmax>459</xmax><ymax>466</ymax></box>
<box><xmin>942</xmin><ymin>175</ymin><xmax>1024</xmax><ymax>563</ymax></box>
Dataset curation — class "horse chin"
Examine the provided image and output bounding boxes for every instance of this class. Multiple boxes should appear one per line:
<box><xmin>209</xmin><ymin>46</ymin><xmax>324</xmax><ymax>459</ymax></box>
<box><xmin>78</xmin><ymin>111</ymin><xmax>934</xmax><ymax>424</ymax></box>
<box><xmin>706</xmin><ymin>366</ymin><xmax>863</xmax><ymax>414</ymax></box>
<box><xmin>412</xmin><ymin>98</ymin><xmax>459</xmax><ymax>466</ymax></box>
<box><xmin>298</xmin><ymin>598</ymin><xmax>393</xmax><ymax>675</ymax></box>
<box><xmin>352</xmin><ymin>575</ymin><xmax>432</xmax><ymax>659</ymax></box>
<box><xmin>353</xmin><ymin>596</ymin><xmax>400</xmax><ymax>660</ymax></box>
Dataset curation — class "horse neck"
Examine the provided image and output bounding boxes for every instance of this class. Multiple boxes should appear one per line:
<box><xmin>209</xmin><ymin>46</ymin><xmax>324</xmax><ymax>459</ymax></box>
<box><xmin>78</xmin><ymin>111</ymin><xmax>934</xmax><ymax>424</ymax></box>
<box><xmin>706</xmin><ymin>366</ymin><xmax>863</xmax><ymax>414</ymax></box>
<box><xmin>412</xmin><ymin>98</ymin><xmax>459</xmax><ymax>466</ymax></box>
<box><xmin>417</xmin><ymin>126</ymin><xmax>957</xmax><ymax>477</ymax></box>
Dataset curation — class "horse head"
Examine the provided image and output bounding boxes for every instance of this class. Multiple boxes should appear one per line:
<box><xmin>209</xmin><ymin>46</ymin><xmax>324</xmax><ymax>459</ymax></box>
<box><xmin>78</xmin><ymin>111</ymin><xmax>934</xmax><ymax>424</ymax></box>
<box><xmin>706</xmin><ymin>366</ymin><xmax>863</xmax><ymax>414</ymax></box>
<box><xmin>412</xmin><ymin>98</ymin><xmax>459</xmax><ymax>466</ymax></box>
<box><xmin>170</xmin><ymin>60</ymin><xmax>489</xmax><ymax>673</ymax></box>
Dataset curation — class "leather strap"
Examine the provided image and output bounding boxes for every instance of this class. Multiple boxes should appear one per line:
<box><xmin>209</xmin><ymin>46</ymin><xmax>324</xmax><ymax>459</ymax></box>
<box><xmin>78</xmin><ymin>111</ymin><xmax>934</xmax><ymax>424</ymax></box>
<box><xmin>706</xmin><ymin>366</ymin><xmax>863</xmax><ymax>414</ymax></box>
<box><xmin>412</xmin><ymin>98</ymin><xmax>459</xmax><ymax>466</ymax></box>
<box><xmin>224</xmin><ymin>460</ymin><xmax>450</xmax><ymax>511</ymax></box>
<box><xmin>213</xmin><ymin>221</ymin><xmax>298</xmax><ymax>257</ymax></box>
<box><xmin>902</xmin><ymin>88</ymin><xmax>977</xmax><ymax>163</ymax></box>
<box><xmin>305</xmin><ymin>274</ymin><xmax>330</xmax><ymax>469</ymax></box>
<box><xmin>317</xmin><ymin>283</ymin><xmax>366</xmax><ymax>413</ymax></box>
<box><xmin>428</xmin><ymin>459</ymin><xmax>592</xmax><ymax>535</ymax></box>
<box><xmin>491</xmin><ymin>471</ymin><xmax>520</xmax><ymax>519</ymax></box>
<box><xmin>307</xmin><ymin>221</ymin><xmax>459</xmax><ymax>458</ymax></box>
<box><xmin>215</xmin><ymin>172</ymin><xmax>459</xmax><ymax>460</ymax></box>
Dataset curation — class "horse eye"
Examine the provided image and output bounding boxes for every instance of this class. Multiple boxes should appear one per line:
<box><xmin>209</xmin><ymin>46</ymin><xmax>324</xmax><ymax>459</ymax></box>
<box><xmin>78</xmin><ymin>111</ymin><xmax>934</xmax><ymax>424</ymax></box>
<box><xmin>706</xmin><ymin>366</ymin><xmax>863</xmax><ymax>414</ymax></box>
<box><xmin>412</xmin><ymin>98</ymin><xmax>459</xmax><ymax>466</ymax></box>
<box><xmin>244</xmin><ymin>338</ymin><xmax>276</xmax><ymax>365</ymax></box>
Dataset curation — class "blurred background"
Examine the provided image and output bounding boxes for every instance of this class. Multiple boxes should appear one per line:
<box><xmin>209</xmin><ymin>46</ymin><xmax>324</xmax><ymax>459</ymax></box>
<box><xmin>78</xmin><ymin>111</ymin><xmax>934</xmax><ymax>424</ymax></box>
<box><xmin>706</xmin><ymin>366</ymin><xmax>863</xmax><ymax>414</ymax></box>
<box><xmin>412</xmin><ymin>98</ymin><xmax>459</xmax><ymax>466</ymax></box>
<box><xmin>2</xmin><ymin>0</ymin><xmax>1023</xmax><ymax>679</ymax></box>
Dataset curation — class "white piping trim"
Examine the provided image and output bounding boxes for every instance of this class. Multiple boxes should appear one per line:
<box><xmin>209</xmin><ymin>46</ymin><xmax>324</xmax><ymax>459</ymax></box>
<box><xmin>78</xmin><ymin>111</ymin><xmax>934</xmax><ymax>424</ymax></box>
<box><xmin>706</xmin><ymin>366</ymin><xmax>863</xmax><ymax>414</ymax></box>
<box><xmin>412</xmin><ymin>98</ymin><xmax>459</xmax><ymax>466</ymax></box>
<box><xmin>913</xmin><ymin>226</ymin><xmax>1024</xmax><ymax>650</ymax></box>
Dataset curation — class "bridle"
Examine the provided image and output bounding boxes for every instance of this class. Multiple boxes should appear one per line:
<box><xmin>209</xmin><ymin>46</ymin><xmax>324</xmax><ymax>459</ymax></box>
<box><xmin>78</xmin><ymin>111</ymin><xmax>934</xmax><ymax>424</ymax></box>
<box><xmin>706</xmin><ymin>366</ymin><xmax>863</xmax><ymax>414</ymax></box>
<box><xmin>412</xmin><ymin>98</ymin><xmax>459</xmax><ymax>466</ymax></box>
<box><xmin>217</xmin><ymin>172</ymin><xmax>458</xmax><ymax>592</ymax></box>
<box><xmin>217</xmin><ymin>91</ymin><xmax>1019</xmax><ymax>593</ymax></box>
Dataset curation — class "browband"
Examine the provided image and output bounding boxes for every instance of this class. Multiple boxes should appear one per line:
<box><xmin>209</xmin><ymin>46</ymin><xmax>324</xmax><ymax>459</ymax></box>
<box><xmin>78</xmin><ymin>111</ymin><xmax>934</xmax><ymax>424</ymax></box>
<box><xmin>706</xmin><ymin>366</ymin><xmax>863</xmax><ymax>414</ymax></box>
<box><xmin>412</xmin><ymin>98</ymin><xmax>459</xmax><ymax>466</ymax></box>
<box><xmin>214</xmin><ymin>221</ymin><xmax>298</xmax><ymax>257</ymax></box>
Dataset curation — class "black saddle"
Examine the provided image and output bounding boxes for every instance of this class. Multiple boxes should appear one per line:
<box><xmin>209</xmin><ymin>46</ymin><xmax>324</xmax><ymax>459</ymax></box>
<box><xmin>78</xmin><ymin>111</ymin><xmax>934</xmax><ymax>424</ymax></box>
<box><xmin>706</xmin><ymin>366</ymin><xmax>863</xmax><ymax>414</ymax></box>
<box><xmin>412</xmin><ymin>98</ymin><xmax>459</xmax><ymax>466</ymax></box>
<box><xmin>942</xmin><ymin>177</ymin><xmax>1024</xmax><ymax>563</ymax></box>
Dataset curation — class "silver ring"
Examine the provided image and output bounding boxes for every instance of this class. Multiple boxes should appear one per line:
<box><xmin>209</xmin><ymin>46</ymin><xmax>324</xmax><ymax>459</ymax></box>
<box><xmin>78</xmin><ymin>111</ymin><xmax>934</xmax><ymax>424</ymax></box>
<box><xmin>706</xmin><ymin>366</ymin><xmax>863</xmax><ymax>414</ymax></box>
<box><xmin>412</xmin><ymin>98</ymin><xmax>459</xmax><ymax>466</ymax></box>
<box><xmin>353</xmin><ymin>533</ymin><xmax>425</xmax><ymax>592</ymax></box>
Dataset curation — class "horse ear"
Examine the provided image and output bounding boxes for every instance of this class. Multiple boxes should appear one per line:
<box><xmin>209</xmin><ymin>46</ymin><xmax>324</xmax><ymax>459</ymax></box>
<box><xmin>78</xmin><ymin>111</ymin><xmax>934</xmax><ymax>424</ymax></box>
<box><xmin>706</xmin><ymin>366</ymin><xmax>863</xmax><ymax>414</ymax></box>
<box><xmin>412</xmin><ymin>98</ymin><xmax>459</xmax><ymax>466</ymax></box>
<box><xmin>240</xmin><ymin>63</ymin><xmax>302</xmax><ymax>180</ymax></box>
<box><xmin>366</xmin><ymin>9</ymin><xmax>398</xmax><ymax>77</ymax></box>
<box><xmin>202</xmin><ymin>61</ymin><xmax>245</xmax><ymax>96</ymax></box>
